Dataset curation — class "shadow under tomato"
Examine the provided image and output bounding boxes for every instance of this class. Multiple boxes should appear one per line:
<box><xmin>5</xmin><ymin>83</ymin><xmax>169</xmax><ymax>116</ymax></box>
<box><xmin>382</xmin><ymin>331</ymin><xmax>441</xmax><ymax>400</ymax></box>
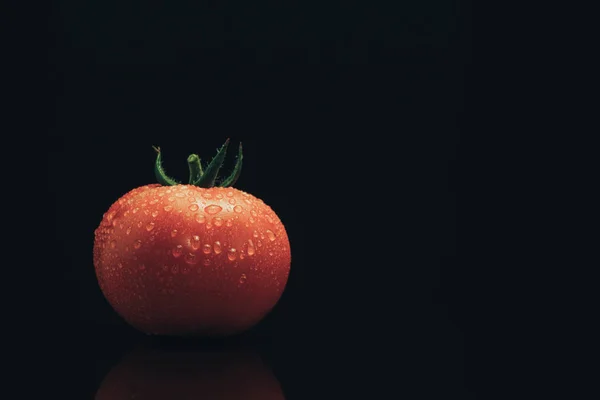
<box><xmin>94</xmin><ymin>337</ymin><xmax>285</xmax><ymax>400</ymax></box>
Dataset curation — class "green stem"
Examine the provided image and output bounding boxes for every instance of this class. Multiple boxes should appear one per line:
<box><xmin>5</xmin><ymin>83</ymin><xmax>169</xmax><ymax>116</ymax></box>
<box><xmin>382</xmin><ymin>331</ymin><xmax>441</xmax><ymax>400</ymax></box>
<box><xmin>187</xmin><ymin>154</ymin><xmax>203</xmax><ymax>184</ymax></box>
<box><xmin>194</xmin><ymin>138</ymin><xmax>230</xmax><ymax>188</ymax></box>
<box><xmin>219</xmin><ymin>143</ymin><xmax>243</xmax><ymax>187</ymax></box>
<box><xmin>152</xmin><ymin>146</ymin><xmax>179</xmax><ymax>186</ymax></box>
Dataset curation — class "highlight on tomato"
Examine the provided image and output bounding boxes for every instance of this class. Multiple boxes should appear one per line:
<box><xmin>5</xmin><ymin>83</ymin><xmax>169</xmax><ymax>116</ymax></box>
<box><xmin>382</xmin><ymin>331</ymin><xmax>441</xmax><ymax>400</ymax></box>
<box><xmin>93</xmin><ymin>139</ymin><xmax>291</xmax><ymax>336</ymax></box>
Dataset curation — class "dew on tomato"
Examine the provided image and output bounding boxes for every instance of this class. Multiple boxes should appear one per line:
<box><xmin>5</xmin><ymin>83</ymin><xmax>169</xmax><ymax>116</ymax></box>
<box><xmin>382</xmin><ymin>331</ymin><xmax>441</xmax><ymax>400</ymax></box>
<box><xmin>93</xmin><ymin>140</ymin><xmax>291</xmax><ymax>336</ymax></box>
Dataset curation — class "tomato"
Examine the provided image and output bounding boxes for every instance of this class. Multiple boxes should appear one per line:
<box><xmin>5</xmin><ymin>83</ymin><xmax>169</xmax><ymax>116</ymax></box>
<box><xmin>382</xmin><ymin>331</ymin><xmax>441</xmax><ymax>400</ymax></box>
<box><xmin>93</xmin><ymin>140</ymin><xmax>291</xmax><ymax>335</ymax></box>
<box><xmin>95</xmin><ymin>343</ymin><xmax>285</xmax><ymax>399</ymax></box>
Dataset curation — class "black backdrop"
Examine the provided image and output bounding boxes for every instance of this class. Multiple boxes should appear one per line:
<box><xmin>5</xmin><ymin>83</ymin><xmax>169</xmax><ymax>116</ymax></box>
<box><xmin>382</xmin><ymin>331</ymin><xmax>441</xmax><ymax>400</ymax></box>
<box><xmin>10</xmin><ymin>1</ymin><xmax>471</xmax><ymax>398</ymax></box>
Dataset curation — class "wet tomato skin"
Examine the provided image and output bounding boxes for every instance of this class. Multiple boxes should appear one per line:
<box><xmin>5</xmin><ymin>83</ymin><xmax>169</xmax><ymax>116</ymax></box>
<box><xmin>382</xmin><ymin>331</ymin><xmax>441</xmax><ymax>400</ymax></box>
<box><xmin>93</xmin><ymin>184</ymin><xmax>291</xmax><ymax>336</ymax></box>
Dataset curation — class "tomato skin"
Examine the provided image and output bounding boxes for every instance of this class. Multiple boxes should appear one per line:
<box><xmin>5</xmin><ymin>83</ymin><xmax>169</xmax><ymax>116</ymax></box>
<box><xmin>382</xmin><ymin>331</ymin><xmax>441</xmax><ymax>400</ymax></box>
<box><xmin>93</xmin><ymin>184</ymin><xmax>291</xmax><ymax>336</ymax></box>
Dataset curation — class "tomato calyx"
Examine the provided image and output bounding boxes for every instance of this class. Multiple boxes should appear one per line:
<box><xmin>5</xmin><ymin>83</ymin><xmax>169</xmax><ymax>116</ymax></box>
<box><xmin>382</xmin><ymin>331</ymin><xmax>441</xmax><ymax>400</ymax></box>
<box><xmin>152</xmin><ymin>139</ymin><xmax>243</xmax><ymax>188</ymax></box>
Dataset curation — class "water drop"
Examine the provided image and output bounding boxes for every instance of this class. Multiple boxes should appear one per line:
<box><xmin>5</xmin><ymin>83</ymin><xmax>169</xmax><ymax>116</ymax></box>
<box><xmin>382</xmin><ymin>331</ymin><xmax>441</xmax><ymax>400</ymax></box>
<box><xmin>247</xmin><ymin>240</ymin><xmax>256</xmax><ymax>256</ymax></box>
<box><xmin>171</xmin><ymin>229</ymin><xmax>178</xmax><ymax>237</ymax></box>
<box><xmin>202</xmin><ymin>192</ymin><xmax>212</xmax><ymax>199</ymax></box>
<box><xmin>213</xmin><ymin>217</ymin><xmax>223</xmax><ymax>227</ymax></box>
<box><xmin>251</xmin><ymin>210</ymin><xmax>258</xmax><ymax>217</ymax></box>
<box><xmin>145</xmin><ymin>222</ymin><xmax>155</xmax><ymax>231</ymax></box>
<box><xmin>244</xmin><ymin>198</ymin><xmax>252</xmax><ymax>205</ymax></box>
<box><xmin>226</xmin><ymin>191</ymin><xmax>234</xmax><ymax>197</ymax></box>
<box><xmin>240</xmin><ymin>252</ymin><xmax>245</xmax><ymax>260</ymax></box>
<box><xmin>195</xmin><ymin>214</ymin><xmax>206</xmax><ymax>224</ymax></box>
<box><xmin>257</xmin><ymin>240</ymin><xmax>263</xmax><ymax>247</ymax></box>
<box><xmin>253</xmin><ymin>230</ymin><xmax>259</xmax><ymax>238</ymax></box>
<box><xmin>137</xmin><ymin>221</ymin><xmax>143</xmax><ymax>228</ymax></box>
<box><xmin>239</xmin><ymin>273</ymin><xmax>247</xmax><ymax>284</ymax></box>
<box><xmin>228</xmin><ymin>248</ymin><xmax>237</xmax><ymax>261</ymax></box>
<box><xmin>206</xmin><ymin>223</ymin><xmax>213</xmax><ymax>230</ymax></box>
<box><xmin>110</xmin><ymin>240</ymin><xmax>116</xmax><ymax>249</ymax></box>
<box><xmin>132</xmin><ymin>208</ymin><xmax>139</xmax><ymax>214</ymax></box>
<box><xmin>168</xmin><ymin>197</ymin><xmax>175</xmax><ymax>202</ymax></box>
<box><xmin>226</xmin><ymin>219</ymin><xmax>233</xmax><ymax>227</ymax></box>
<box><xmin>216</xmin><ymin>193</ymin><xmax>223</xmax><ymax>199</ymax></box>
<box><xmin>228</xmin><ymin>198</ymin><xmax>236</xmax><ymax>205</ymax></box>
<box><xmin>133</xmin><ymin>240</ymin><xmax>142</xmax><ymax>249</ymax></box>
<box><xmin>162</xmin><ymin>265</ymin><xmax>169</xmax><ymax>271</ymax></box>
<box><xmin>164</xmin><ymin>205</ymin><xmax>173</xmax><ymax>212</ymax></box>
<box><xmin>269</xmin><ymin>251</ymin><xmax>274</xmax><ymax>256</ymax></box>
<box><xmin>139</xmin><ymin>264</ymin><xmax>146</xmax><ymax>270</ymax></box>
<box><xmin>150</xmin><ymin>199</ymin><xmax>159</xmax><ymax>204</ymax></box>
<box><xmin>175</xmin><ymin>192</ymin><xmax>185</xmax><ymax>198</ymax></box>
<box><xmin>266</xmin><ymin>230</ymin><xmax>276</xmax><ymax>241</ymax></box>
<box><xmin>185</xmin><ymin>252</ymin><xmax>197</xmax><ymax>264</ymax></box>
<box><xmin>172</xmin><ymin>245</ymin><xmax>183</xmax><ymax>258</ymax></box>
<box><xmin>260</xmin><ymin>232</ymin><xmax>265</xmax><ymax>239</ymax></box>
<box><xmin>189</xmin><ymin>204</ymin><xmax>199</xmax><ymax>211</ymax></box>
<box><xmin>188</xmin><ymin>197</ymin><xmax>196</xmax><ymax>203</ymax></box>
<box><xmin>117</xmin><ymin>262</ymin><xmax>123</xmax><ymax>269</ymax></box>
<box><xmin>266</xmin><ymin>215</ymin><xmax>274</xmax><ymax>223</ymax></box>
<box><xmin>249</xmin><ymin>217</ymin><xmax>255</xmax><ymax>224</ymax></box>
<box><xmin>191</xmin><ymin>235</ymin><xmax>201</xmax><ymax>250</ymax></box>
<box><xmin>151</xmin><ymin>210</ymin><xmax>159</xmax><ymax>217</ymax></box>
<box><xmin>171</xmin><ymin>265</ymin><xmax>179</xmax><ymax>273</ymax></box>
<box><xmin>203</xmin><ymin>258</ymin><xmax>211</xmax><ymax>266</ymax></box>
<box><xmin>202</xmin><ymin>243</ymin><xmax>212</xmax><ymax>254</ymax></box>
<box><xmin>213</xmin><ymin>241</ymin><xmax>222</xmax><ymax>254</ymax></box>
<box><xmin>205</xmin><ymin>205</ymin><xmax>222</xmax><ymax>214</ymax></box>
<box><xmin>234</xmin><ymin>205</ymin><xmax>243</xmax><ymax>213</ymax></box>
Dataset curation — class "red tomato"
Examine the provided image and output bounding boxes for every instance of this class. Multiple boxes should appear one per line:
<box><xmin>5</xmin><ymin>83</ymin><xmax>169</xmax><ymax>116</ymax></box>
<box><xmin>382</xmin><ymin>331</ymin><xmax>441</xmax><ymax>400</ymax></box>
<box><xmin>93</xmin><ymin>141</ymin><xmax>291</xmax><ymax>335</ymax></box>
<box><xmin>95</xmin><ymin>343</ymin><xmax>285</xmax><ymax>399</ymax></box>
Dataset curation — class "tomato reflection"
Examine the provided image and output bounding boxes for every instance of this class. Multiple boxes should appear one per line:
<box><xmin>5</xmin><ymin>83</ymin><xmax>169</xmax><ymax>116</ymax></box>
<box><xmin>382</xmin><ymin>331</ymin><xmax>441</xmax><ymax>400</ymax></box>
<box><xmin>95</xmin><ymin>340</ymin><xmax>285</xmax><ymax>400</ymax></box>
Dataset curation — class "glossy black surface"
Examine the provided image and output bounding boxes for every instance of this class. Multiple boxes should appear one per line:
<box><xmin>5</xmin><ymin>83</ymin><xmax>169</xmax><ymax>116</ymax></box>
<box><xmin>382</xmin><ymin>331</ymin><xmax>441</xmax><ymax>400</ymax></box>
<box><xmin>11</xmin><ymin>1</ymin><xmax>472</xmax><ymax>398</ymax></box>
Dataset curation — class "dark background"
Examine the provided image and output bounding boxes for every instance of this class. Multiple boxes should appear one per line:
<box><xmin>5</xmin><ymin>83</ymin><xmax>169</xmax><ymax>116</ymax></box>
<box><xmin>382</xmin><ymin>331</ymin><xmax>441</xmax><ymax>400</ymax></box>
<box><xmin>9</xmin><ymin>1</ymin><xmax>472</xmax><ymax>398</ymax></box>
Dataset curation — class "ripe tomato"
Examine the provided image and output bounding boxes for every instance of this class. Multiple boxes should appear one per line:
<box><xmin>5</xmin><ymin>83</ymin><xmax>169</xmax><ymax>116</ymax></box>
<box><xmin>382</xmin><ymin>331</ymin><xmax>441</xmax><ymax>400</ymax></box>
<box><xmin>93</xmin><ymin>140</ymin><xmax>291</xmax><ymax>335</ymax></box>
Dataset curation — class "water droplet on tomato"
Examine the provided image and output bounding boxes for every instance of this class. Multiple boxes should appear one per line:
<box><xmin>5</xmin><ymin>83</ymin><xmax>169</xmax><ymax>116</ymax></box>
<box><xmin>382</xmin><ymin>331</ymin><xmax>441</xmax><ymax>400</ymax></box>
<box><xmin>214</xmin><ymin>241</ymin><xmax>222</xmax><ymax>254</ymax></box>
<box><xmin>191</xmin><ymin>235</ymin><xmax>201</xmax><ymax>250</ymax></box>
<box><xmin>216</xmin><ymin>193</ymin><xmax>223</xmax><ymax>199</ymax></box>
<box><xmin>139</xmin><ymin>264</ymin><xmax>146</xmax><ymax>270</ymax></box>
<box><xmin>244</xmin><ymin>198</ymin><xmax>252</xmax><ymax>205</ymax></box>
<box><xmin>171</xmin><ymin>229</ymin><xmax>178</xmax><ymax>237</ymax></box>
<box><xmin>249</xmin><ymin>217</ymin><xmax>255</xmax><ymax>224</ymax></box>
<box><xmin>132</xmin><ymin>208</ymin><xmax>139</xmax><ymax>214</ymax></box>
<box><xmin>266</xmin><ymin>230</ymin><xmax>276</xmax><ymax>241</ymax></box>
<box><xmin>110</xmin><ymin>240</ymin><xmax>116</xmax><ymax>249</ymax></box>
<box><xmin>133</xmin><ymin>240</ymin><xmax>142</xmax><ymax>249</ymax></box>
<box><xmin>251</xmin><ymin>210</ymin><xmax>257</xmax><ymax>217</ymax></box>
<box><xmin>253</xmin><ymin>230</ymin><xmax>259</xmax><ymax>238</ymax></box>
<box><xmin>247</xmin><ymin>240</ymin><xmax>256</xmax><ymax>256</ymax></box>
<box><xmin>188</xmin><ymin>197</ymin><xmax>196</xmax><ymax>203</ymax></box>
<box><xmin>226</xmin><ymin>219</ymin><xmax>233</xmax><ymax>227</ymax></box>
<box><xmin>206</xmin><ymin>223</ymin><xmax>213</xmax><ymax>230</ymax></box>
<box><xmin>172</xmin><ymin>245</ymin><xmax>183</xmax><ymax>258</ymax></box>
<box><xmin>185</xmin><ymin>253</ymin><xmax>197</xmax><ymax>264</ymax></box>
<box><xmin>202</xmin><ymin>243</ymin><xmax>212</xmax><ymax>254</ymax></box>
<box><xmin>189</xmin><ymin>204</ymin><xmax>199</xmax><ymax>211</ymax></box>
<box><xmin>164</xmin><ymin>205</ymin><xmax>173</xmax><ymax>212</ymax></box>
<box><xmin>195</xmin><ymin>214</ymin><xmax>206</xmax><ymax>223</ymax></box>
<box><xmin>117</xmin><ymin>262</ymin><xmax>123</xmax><ymax>269</ymax></box>
<box><xmin>228</xmin><ymin>198</ymin><xmax>236</xmax><ymax>205</ymax></box>
<box><xmin>266</xmin><ymin>215</ymin><xmax>274</xmax><ymax>223</ymax></box>
<box><xmin>228</xmin><ymin>248</ymin><xmax>237</xmax><ymax>261</ymax></box>
<box><xmin>226</xmin><ymin>191</ymin><xmax>234</xmax><ymax>197</ymax></box>
<box><xmin>145</xmin><ymin>222</ymin><xmax>155</xmax><ymax>231</ymax></box>
<box><xmin>213</xmin><ymin>217</ymin><xmax>223</xmax><ymax>227</ymax></box>
<box><xmin>137</xmin><ymin>221</ymin><xmax>143</xmax><ymax>228</ymax></box>
<box><xmin>234</xmin><ymin>205</ymin><xmax>243</xmax><ymax>213</ymax></box>
<box><xmin>168</xmin><ymin>196</ymin><xmax>175</xmax><ymax>202</ymax></box>
<box><xmin>239</xmin><ymin>273</ymin><xmax>247</xmax><ymax>284</ymax></box>
<box><xmin>205</xmin><ymin>205</ymin><xmax>222</xmax><ymax>214</ymax></box>
<box><xmin>126</xmin><ymin>226</ymin><xmax>132</xmax><ymax>235</ymax></box>
<box><xmin>151</xmin><ymin>210</ymin><xmax>159</xmax><ymax>217</ymax></box>
<box><xmin>203</xmin><ymin>258</ymin><xmax>211</xmax><ymax>266</ymax></box>
<box><xmin>257</xmin><ymin>240</ymin><xmax>263</xmax><ymax>247</ymax></box>
<box><xmin>202</xmin><ymin>192</ymin><xmax>212</xmax><ymax>199</ymax></box>
<box><xmin>269</xmin><ymin>251</ymin><xmax>274</xmax><ymax>256</ymax></box>
<box><xmin>176</xmin><ymin>192</ymin><xmax>185</xmax><ymax>198</ymax></box>
<box><xmin>171</xmin><ymin>265</ymin><xmax>179</xmax><ymax>273</ymax></box>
